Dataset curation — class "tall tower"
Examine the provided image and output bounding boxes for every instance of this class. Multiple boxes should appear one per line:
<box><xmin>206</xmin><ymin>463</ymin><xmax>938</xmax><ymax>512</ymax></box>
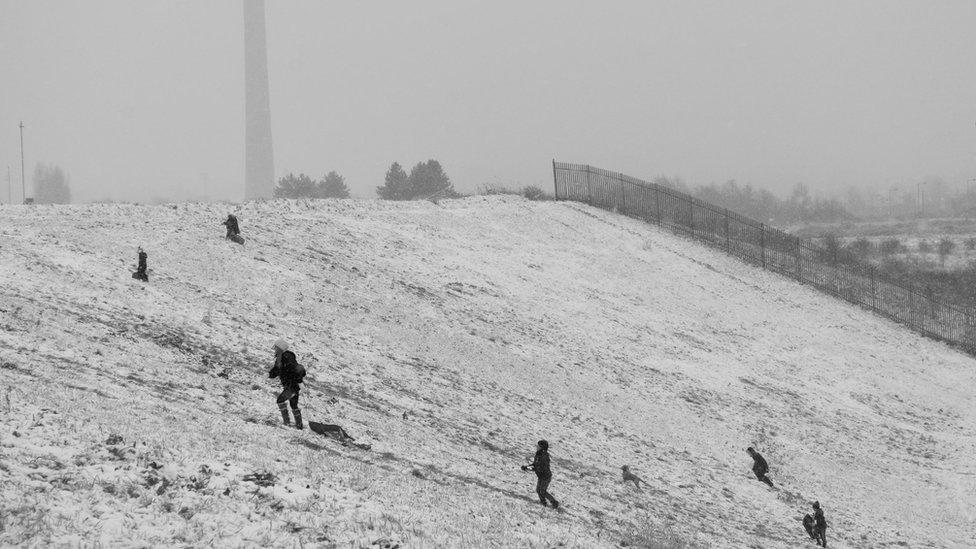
<box><xmin>243</xmin><ymin>0</ymin><xmax>274</xmax><ymax>200</ymax></box>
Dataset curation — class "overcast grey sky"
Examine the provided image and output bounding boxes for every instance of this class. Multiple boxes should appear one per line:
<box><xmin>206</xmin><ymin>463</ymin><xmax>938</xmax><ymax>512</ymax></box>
<box><xmin>1</xmin><ymin>1</ymin><xmax>975</xmax><ymax>203</ymax></box>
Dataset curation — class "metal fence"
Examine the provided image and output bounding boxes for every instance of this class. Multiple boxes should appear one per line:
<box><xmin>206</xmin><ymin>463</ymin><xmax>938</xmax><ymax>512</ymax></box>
<box><xmin>553</xmin><ymin>161</ymin><xmax>976</xmax><ymax>354</ymax></box>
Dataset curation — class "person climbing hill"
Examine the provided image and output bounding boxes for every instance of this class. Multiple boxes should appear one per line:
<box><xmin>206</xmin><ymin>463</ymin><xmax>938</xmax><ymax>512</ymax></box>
<box><xmin>621</xmin><ymin>465</ymin><xmax>644</xmax><ymax>489</ymax></box>
<box><xmin>521</xmin><ymin>440</ymin><xmax>560</xmax><ymax>508</ymax></box>
<box><xmin>812</xmin><ymin>501</ymin><xmax>828</xmax><ymax>547</ymax></box>
<box><xmin>131</xmin><ymin>247</ymin><xmax>148</xmax><ymax>282</ymax></box>
<box><xmin>747</xmin><ymin>447</ymin><xmax>774</xmax><ymax>487</ymax></box>
<box><xmin>268</xmin><ymin>339</ymin><xmax>306</xmax><ymax>429</ymax></box>
<box><xmin>222</xmin><ymin>214</ymin><xmax>244</xmax><ymax>244</ymax></box>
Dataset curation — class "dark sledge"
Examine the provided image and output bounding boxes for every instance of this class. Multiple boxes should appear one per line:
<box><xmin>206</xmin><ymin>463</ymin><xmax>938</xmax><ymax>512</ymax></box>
<box><xmin>308</xmin><ymin>421</ymin><xmax>371</xmax><ymax>450</ymax></box>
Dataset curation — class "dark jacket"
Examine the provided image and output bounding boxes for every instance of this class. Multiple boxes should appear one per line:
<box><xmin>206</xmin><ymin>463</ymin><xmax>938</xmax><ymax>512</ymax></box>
<box><xmin>223</xmin><ymin>215</ymin><xmax>240</xmax><ymax>237</ymax></box>
<box><xmin>814</xmin><ymin>508</ymin><xmax>827</xmax><ymax>530</ymax></box>
<box><xmin>530</xmin><ymin>448</ymin><xmax>552</xmax><ymax>478</ymax></box>
<box><xmin>269</xmin><ymin>351</ymin><xmax>306</xmax><ymax>389</ymax></box>
<box><xmin>751</xmin><ymin>452</ymin><xmax>768</xmax><ymax>475</ymax></box>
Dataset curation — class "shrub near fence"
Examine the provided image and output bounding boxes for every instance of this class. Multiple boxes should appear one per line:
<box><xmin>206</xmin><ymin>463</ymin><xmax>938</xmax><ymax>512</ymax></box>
<box><xmin>552</xmin><ymin>161</ymin><xmax>976</xmax><ymax>354</ymax></box>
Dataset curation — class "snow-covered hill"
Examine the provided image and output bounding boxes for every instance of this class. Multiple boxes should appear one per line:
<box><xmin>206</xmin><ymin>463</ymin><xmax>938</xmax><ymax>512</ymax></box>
<box><xmin>1</xmin><ymin>196</ymin><xmax>974</xmax><ymax>548</ymax></box>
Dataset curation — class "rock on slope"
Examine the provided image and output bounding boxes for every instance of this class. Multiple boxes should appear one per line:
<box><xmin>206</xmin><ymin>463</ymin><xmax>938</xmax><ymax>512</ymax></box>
<box><xmin>1</xmin><ymin>196</ymin><xmax>974</xmax><ymax>548</ymax></box>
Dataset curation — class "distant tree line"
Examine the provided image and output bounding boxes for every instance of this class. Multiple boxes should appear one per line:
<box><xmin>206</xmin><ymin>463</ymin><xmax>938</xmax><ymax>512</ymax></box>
<box><xmin>633</xmin><ymin>173</ymin><xmax>976</xmax><ymax>225</ymax></box>
<box><xmin>275</xmin><ymin>171</ymin><xmax>349</xmax><ymax>199</ymax></box>
<box><xmin>274</xmin><ymin>160</ymin><xmax>458</xmax><ymax>202</ymax></box>
<box><xmin>789</xmin><ymin>176</ymin><xmax>976</xmax><ymax>221</ymax></box>
<box><xmin>689</xmin><ymin>176</ymin><xmax>976</xmax><ymax>224</ymax></box>
<box><xmin>838</xmin><ymin>177</ymin><xmax>975</xmax><ymax>220</ymax></box>
<box><xmin>650</xmin><ymin>176</ymin><xmax>853</xmax><ymax>225</ymax></box>
<box><xmin>376</xmin><ymin>160</ymin><xmax>456</xmax><ymax>200</ymax></box>
<box><xmin>273</xmin><ymin>163</ymin><xmax>974</xmax><ymax>221</ymax></box>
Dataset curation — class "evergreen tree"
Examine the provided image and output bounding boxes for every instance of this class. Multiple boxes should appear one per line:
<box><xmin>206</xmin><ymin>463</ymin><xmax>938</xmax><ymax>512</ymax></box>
<box><xmin>376</xmin><ymin>162</ymin><xmax>409</xmax><ymax>200</ymax></box>
<box><xmin>318</xmin><ymin>171</ymin><xmax>350</xmax><ymax>198</ymax></box>
<box><xmin>407</xmin><ymin>159</ymin><xmax>455</xmax><ymax>199</ymax></box>
<box><xmin>274</xmin><ymin>173</ymin><xmax>317</xmax><ymax>199</ymax></box>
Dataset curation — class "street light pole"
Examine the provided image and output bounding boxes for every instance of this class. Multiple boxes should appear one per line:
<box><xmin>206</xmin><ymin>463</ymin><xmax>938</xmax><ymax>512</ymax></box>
<box><xmin>19</xmin><ymin>121</ymin><xmax>26</xmax><ymax>204</ymax></box>
<box><xmin>6</xmin><ymin>166</ymin><xmax>10</xmax><ymax>204</ymax></box>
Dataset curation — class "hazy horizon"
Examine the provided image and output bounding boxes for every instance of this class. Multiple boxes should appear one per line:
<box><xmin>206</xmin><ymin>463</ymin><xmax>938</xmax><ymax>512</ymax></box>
<box><xmin>1</xmin><ymin>1</ymin><xmax>974</xmax><ymax>204</ymax></box>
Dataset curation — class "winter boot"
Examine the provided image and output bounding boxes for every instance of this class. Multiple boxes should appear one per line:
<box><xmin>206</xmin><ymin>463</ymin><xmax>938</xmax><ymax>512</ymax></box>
<box><xmin>293</xmin><ymin>408</ymin><xmax>304</xmax><ymax>430</ymax></box>
<box><xmin>278</xmin><ymin>402</ymin><xmax>290</xmax><ymax>425</ymax></box>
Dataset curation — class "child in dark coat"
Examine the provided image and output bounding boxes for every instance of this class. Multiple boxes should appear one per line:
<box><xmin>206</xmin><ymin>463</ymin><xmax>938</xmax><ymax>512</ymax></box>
<box><xmin>269</xmin><ymin>339</ymin><xmax>306</xmax><ymax>429</ymax></box>
<box><xmin>521</xmin><ymin>440</ymin><xmax>559</xmax><ymax>508</ymax></box>
<box><xmin>131</xmin><ymin>247</ymin><xmax>148</xmax><ymax>281</ymax></box>
<box><xmin>812</xmin><ymin>501</ymin><xmax>828</xmax><ymax>547</ymax></box>
<box><xmin>223</xmin><ymin>214</ymin><xmax>244</xmax><ymax>244</ymax></box>
<box><xmin>747</xmin><ymin>447</ymin><xmax>774</xmax><ymax>487</ymax></box>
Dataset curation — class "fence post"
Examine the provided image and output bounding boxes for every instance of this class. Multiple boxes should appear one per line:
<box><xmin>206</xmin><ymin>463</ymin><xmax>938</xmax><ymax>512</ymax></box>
<box><xmin>619</xmin><ymin>174</ymin><xmax>626</xmax><ymax>214</ymax></box>
<box><xmin>760</xmin><ymin>224</ymin><xmax>766</xmax><ymax>269</ymax></box>
<box><xmin>655</xmin><ymin>185</ymin><xmax>661</xmax><ymax>222</ymax></box>
<box><xmin>947</xmin><ymin>305</ymin><xmax>953</xmax><ymax>343</ymax></box>
<box><xmin>551</xmin><ymin>159</ymin><xmax>558</xmax><ymax>200</ymax></box>
<box><xmin>870</xmin><ymin>266</ymin><xmax>877</xmax><ymax>311</ymax></box>
<box><xmin>585</xmin><ymin>166</ymin><xmax>593</xmax><ymax>204</ymax></box>
<box><xmin>795</xmin><ymin>237</ymin><xmax>802</xmax><ymax>280</ymax></box>
<box><xmin>724</xmin><ymin>209</ymin><xmax>731</xmax><ymax>252</ymax></box>
<box><xmin>963</xmin><ymin>307</ymin><xmax>976</xmax><ymax>353</ymax></box>
<box><xmin>910</xmin><ymin>289</ymin><xmax>917</xmax><ymax>330</ymax></box>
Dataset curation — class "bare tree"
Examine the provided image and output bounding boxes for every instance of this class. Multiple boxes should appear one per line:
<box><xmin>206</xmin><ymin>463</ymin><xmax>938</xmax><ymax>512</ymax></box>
<box><xmin>937</xmin><ymin>238</ymin><xmax>956</xmax><ymax>267</ymax></box>
<box><xmin>33</xmin><ymin>163</ymin><xmax>71</xmax><ymax>204</ymax></box>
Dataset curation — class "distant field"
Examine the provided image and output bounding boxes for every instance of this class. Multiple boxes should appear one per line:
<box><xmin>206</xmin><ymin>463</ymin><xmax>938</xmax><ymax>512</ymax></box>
<box><xmin>792</xmin><ymin>217</ymin><xmax>976</xmax><ymax>271</ymax></box>
<box><xmin>790</xmin><ymin>217</ymin><xmax>976</xmax><ymax>239</ymax></box>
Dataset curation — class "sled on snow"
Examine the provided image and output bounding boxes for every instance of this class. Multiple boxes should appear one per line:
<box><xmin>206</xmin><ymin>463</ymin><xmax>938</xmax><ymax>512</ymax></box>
<box><xmin>308</xmin><ymin>421</ymin><xmax>354</xmax><ymax>441</ymax></box>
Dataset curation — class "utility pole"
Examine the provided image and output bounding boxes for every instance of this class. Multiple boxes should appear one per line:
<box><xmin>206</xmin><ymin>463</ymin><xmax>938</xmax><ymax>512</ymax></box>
<box><xmin>6</xmin><ymin>166</ymin><xmax>10</xmax><ymax>204</ymax></box>
<box><xmin>19</xmin><ymin>121</ymin><xmax>26</xmax><ymax>204</ymax></box>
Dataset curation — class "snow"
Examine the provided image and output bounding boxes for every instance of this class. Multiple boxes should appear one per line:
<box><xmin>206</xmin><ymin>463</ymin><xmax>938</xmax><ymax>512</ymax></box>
<box><xmin>1</xmin><ymin>196</ymin><xmax>975</xmax><ymax>547</ymax></box>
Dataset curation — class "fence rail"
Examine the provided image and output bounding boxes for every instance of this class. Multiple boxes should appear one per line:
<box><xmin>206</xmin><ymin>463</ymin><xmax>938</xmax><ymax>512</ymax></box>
<box><xmin>553</xmin><ymin>161</ymin><xmax>976</xmax><ymax>354</ymax></box>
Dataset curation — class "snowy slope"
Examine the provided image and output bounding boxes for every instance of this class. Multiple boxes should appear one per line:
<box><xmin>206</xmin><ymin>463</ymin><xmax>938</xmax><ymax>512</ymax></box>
<box><xmin>1</xmin><ymin>196</ymin><xmax>974</xmax><ymax>548</ymax></box>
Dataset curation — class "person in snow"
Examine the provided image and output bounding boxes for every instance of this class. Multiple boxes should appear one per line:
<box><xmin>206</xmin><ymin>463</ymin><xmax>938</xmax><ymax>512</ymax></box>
<box><xmin>131</xmin><ymin>247</ymin><xmax>148</xmax><ymax>282</ymax></box>
<box><xmin>802</xmin><ymin>513</ymin><xmax>817</xmax><ymax>540</ymax></box>
<box><xmin>521</xmin><ymin>440</ymin><xmax>559</xmax><ymax>508</ymax></box>
<box><xmin>268</xmin><ymin>339</ymin><xmax>306</xmax><ymax>429</ymax></box>
<box><xmin>621</xmin><ymin>465</ymin><xmax>644</xmax><ymax>489</ymax></box>
<box><xmin>812</xmin><ymin>501</ymin><xmax>828</xmax><ymax>547</ymax></box>
<box><xmin>222</xmin><ymin>214</ymin><xmax>243</xmax><ymax>244</ymax></box>
<box><xmin>746</xmin><ymin>447</ymin><xmax>773</xmax><ymax>486</ymax></box>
